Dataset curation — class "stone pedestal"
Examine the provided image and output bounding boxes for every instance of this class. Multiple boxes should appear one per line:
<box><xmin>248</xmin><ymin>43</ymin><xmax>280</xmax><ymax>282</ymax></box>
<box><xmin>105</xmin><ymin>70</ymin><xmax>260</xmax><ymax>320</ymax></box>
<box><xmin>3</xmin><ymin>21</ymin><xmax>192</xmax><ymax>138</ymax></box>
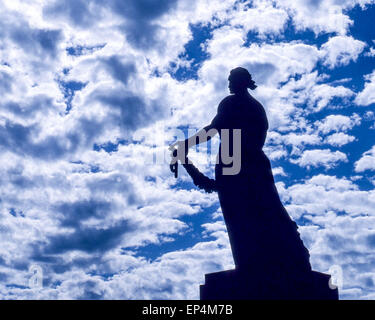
<box><xmin>200</xmin><ymin>268</ymin><xmax>338</xmax><ymax>300</ymax></box>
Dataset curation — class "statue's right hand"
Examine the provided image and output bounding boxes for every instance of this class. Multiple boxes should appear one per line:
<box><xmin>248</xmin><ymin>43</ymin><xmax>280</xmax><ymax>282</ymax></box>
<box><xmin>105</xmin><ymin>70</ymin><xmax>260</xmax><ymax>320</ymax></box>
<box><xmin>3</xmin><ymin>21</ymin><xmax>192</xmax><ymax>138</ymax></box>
<box><xmin>169</xmin><ymin>140</ymin><xmax>188</xmax><ymax>161</ymax></box>
<box><xmin>168</xmin><ymin>140</ymin><xmax>181</xmax><ymax>151</ymax></box>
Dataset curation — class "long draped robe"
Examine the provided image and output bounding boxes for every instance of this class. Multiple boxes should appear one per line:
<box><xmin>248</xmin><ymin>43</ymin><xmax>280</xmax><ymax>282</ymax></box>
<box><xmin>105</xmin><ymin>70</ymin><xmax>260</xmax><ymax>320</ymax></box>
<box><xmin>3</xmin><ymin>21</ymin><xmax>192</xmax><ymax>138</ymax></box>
<box><xmin>184</xmin><ymin>92</ymin><xmax>311</xmax><ymax>276</ymax></box>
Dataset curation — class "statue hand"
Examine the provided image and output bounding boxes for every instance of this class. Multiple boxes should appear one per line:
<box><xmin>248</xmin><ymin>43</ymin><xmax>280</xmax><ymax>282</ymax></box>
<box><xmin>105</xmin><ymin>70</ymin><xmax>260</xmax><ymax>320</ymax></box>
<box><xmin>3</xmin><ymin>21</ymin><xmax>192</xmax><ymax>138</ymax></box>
<box><xmin>169</xmin><ymin>140</ymin><xmax>189</xmax><ymax>160</ymax></box>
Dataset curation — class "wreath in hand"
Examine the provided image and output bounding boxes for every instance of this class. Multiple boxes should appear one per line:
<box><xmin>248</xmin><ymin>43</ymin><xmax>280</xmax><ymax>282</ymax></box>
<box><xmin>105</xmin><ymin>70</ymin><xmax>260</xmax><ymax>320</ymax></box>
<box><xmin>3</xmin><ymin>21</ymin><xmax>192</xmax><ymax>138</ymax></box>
<box><xmin>170</xmin><ymin>148</ymin><xmax>217</xmax><ymax>193</ymax></box>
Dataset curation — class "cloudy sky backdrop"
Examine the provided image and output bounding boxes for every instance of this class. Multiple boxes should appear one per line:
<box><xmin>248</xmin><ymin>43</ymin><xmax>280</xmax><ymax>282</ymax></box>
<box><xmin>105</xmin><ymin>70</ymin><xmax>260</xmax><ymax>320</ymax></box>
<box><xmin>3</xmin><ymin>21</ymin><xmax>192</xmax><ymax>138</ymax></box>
<box><xmin>0</xmin><ymin>0</ymin><xmax>375</xmax><ymax>299</ymax></box>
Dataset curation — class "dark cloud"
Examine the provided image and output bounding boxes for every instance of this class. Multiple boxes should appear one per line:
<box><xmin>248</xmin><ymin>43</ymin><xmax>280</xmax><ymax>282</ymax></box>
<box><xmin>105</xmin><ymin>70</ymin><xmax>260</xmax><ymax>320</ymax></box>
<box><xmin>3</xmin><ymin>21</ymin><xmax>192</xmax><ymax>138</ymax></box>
<box><xmin>108</xmin><ymin>0</ymin><xmax>179</xmax><ymax>49</ymax></box>
<box><xmin>307</xmin><ymin>0</ymin><xmax>323</xmax><ymax>9</ymax></box>
<box><xmin>29</xmin><ymin>132</ymin><xmax>81</xmax><ymax>159</ymax></box>
<box><xmin>30</xmin><ymin>250</ymin><xmax>100</xmax><ymax>274</ymax></box>
<box><xmin>86</xmin><ymin>174</ymin><xmax>138</xmax><ymax>205</ymax></box>
<box><xmin>0</xmin><ymin>78</ymin><xmax>163</xmax><ymax>160</ymax></box>
<box><xmin>27</xmin><ymin>200</ymin><xmax>134</xmax><ymax>255</ymax></box>
<box><xmin>0</xmin><ymin>11</ymin><xmax>63</xmax><ymax>60</ymax></box>
<box><xmin>43</xmin><ymin>0</ymin><xmax>179</xmax><ymax>49</ymax></box>
<box><xmin>119</xmin><ymin>20</ymin><xmax>162</xmax><ymax>49</ymax></box>
<box><xmin>43</xmin><ymin>0</ymin><xmax>98</xmax><ymax>27</ymax></box>
<box><xmin>326</xmin><ymin>234</ymin><xmax>348</xmax><ymax>249</ymax></box>
<box><xmin>0</xmin><ymin>116</ymin><xmax>107</xmax><ymax>160</ymax></box>
<box><xmin>45</xmin><ymin>219</ymin><xmax>132</xmax><ymax>254</ymax></box>
<box><xmin>92</xmin><ymin>88</ymin><xmax>166</xmax><ymax>135</ymax></box>
<box><xmin>113</xmin><ymin>95</ymin><xmax>150</xmax><ymax>131</ymax></box>
<box><xmin>55</xmin><ymin>200</ymin><xmax>112</xmax><ymax>227</ymax></box>
<box><xmin>3</xmin><ymin>95</ymin><xmax>56</xmax><ymax>118</ymax></box>
<box><xmin>7</xmin><ymin>167</ymin><xmax>35</xmax><ymax>189</ymax></box>
<box><xmin>0</xmin><ymin>71</ymin><xmax>13</xmax><ymax>94</ymax></box>
<box><xmin>77</xmin><ymin>118</ymin><xmax>106</xmax><ymax>145</ymax></box>
<box><xmin>0</xmin><ymin>272</ymin><xmax>8</xmax><ymax>282</ymax></box>
<box><xmin>366</xmin><ymin>234</ymin><xmax>375</xmax><ymax>248</ymax></box>
<box><xmin>101</xmin><ymin>56</ymin><xmax>136</xmax><ymax>85</ymax></box>
<box><xmin>109</xmin><ymin>0</ymin><xmax>178</xmax><ymax>20</ymax></box>
<box><xmin>0</xmin><ymin>256</ymin><xmax>6</xmax><ymax>266</ymax></box>
<box><xmin>78</xmin><ymin>280</ymin><xmax>104</xmax><ymax>300</ymax></box>
<box><xmin>38</xmin><ymin>252</ymin><xmax>123</xmax><ymax>280</ymax></box>
<box><xmin>27</xmin><ymin>201</ymin><xmax>133</xmax><ymax>262</ymax></box>
<box><xmin>0</xmin><ymin>121</ymin><xmax>34</xmax><ymax>150</ymax></box>
<box><xmin>10</xmin><ymin>26</ymin><xmax>63</xmax><ymax>59</ymax></box>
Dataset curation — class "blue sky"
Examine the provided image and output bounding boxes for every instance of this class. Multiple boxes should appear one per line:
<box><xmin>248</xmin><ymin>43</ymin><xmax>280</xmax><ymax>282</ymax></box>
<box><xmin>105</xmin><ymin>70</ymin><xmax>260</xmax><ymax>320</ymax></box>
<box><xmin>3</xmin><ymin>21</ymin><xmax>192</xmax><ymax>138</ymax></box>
<box><xmin>0</xmin><ymin>0</ymin><xmax>375</xmax><ymax>299</ymax></box>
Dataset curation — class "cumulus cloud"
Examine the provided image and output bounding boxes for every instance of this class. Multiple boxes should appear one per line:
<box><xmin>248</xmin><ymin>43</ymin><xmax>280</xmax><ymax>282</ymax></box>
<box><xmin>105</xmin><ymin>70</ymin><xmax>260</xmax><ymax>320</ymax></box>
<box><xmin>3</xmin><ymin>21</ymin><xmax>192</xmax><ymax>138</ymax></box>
<box><xmin>355</xmin><ymin>146</ymin><xmax>375</xmax><ymax>172</ymax></box>
<box><xmin>324</xmin><ymin>132</ymin><xmax>355</xmax><ymax>147</ymax></box>
<box><xmin>355</xmin><ymin>70</ymin><xmax>375</xmax><ymax>106</ymax></box>
<box><xmin>291</xmin><ymin>149</ymin><xmax>348</xmax><ymax>169</ymax></box>
<box><xmin>315</xmin><ymin>114</ymin><xmax>361</xmax><ymax>134</ymax></box>
<box><xmin>279</xmin><ymin>173</ymin><xmax>375</xmax><ymax>298</ymax></box>
<box><xmin>276</xmin><ymin>0</ymin><xmax>374</xmax><ymax>35</ymax></box>
<box><xmin>320</xmin><ymin>36</ymin><xmax>366</xmax><ymax>69</ymax></box>
<box><xmin>229</xmin><ymin>0</ymin><xmax>289</xmax><ymax>36</ymax></box>
<box><xmin>364</xmin><ymin>47</ymin><xmax>375</xmax><ymax>57</ymax></box>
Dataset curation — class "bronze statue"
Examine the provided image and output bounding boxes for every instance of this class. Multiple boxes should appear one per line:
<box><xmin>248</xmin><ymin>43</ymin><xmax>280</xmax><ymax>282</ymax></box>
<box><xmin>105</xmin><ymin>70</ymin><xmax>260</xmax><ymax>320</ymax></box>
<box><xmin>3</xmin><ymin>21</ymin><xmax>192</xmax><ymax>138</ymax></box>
<box><xmin>169</xmin><ymin>67</ymin><xmax>338</xmax><ymax>299</ymax></box>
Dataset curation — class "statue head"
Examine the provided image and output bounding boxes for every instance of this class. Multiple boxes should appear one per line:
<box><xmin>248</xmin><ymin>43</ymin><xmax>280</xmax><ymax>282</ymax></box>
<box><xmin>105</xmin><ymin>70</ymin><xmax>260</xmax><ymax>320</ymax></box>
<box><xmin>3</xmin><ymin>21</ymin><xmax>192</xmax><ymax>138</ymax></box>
<box><xmin>228</xmin><ymin>67</ymin><xmax>257</xmax><ymax>94</ymax></box>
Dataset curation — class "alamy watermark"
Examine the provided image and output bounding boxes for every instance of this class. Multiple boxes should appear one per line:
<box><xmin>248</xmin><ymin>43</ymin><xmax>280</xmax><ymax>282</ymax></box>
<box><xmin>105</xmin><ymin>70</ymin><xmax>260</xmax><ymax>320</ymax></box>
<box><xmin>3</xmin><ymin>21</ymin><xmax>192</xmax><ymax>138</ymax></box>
<box><xmin>28</xmin><ymin>264</ymin><xmax>43</xmax><ymax>289</ymax></box>
<box><xmin>328</xmin><ymin>265</ymin><xmax>343</xmax><ymax>290</ymax></box>
<box><xmin>133</xmin><ymin>123</ymin><xmax>242</xmax><ymax>176</ymax></box>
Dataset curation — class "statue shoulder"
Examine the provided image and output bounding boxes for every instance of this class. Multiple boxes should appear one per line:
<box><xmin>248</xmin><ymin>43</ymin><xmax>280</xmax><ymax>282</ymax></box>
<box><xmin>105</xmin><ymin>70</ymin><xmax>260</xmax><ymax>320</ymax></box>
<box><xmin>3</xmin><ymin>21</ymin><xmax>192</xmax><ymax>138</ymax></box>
<box><xmin>217</xmin><ymin>95</ymin><xmax>236</xmax><ymax>113</ymax></box>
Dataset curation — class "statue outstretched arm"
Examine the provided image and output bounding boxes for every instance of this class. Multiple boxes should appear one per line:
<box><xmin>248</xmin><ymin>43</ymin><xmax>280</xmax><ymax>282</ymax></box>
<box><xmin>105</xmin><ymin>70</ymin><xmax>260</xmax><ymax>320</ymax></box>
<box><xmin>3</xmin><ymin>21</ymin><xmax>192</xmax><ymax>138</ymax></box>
<box><xmin>181</xmin><ymin>158</ymin><xmax>218</xmax><ymax>193</ymax></box>
<box><xmin>168</xmin><ymin>123</ymin><xmax>218</xmax><ymax>156</ymax></box>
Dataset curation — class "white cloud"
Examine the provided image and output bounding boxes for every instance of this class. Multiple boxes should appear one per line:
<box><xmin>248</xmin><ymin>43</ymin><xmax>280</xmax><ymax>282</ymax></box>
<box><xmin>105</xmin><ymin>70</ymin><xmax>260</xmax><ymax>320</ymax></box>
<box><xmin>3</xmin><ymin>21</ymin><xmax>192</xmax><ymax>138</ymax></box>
<box><xmin>355</xmin><ymin>146</ymin><xmax>375</xmax><ymax>172</ymax></box>
<box><xmin>364</xmin><ymin>47</ymin><xmax>375</xmax><ymax>57</ymax></box>
<box><xmin>277</xmin><ymin>173</ymin><xmax>375</xmax><ymax>299</ymax></box>
<box><xmin>264</xmin><ymin>145</ymin><xmax>288</xmax><ymax>160</ymax></box>
<box><xmin>364</xmin><ymin>111</ymin><xmax>375</xmax><ymax>121</ymax></box>
<box><xmin>324</xmin><ymin>132</ymin><xmax>355</xmax><ymax>147</ymax></box>
<box><xmin>277</xmin><ymin>71</ymin><xmax>355</xmax><ymax>113</ymax></box>
<box><xmin>291</xmin><ymin>149</ymin><xmax>348</xmax><ymax>169</ymax></box>
<box><xmin>229</xmin><ymin>0</ymin><xmax>289</xmax><ymax>36</ymax></box>
<box><xmin>276</xmin><ymin>0</ymin><xmax>374</xmax><ymax>35</ymax></box>
<box><xmin>320</xmin><ymin>36</ymin><xmax>366</xmax><ymax>69</ymax></box>
<box><xmin>309</xmin><ymin>83</ymin><xmax>355</xmax><ymax>111</ymax></box>
<box><xmin>283</xmin><ymin>132</ymin><xmax>322</xmax><ymax>146</ymax></box>
<box><xmin>272</xmin><ymin>166</ymin><xmax>287</xmax><ymax>176</ymax></box>
<box><xmin>280</xmin><ymin>174</ymin><xmax>375</xmax><ymax>219</ymax></box>
<box><xmin>315</xmin><ymin>114</ymin><xmax>361</xmax><ymax>134</ymax></box>
<box><xmin>355</xmin><ymin>70</ymin><xmax>375</xmax><ymax>106</ymax></box>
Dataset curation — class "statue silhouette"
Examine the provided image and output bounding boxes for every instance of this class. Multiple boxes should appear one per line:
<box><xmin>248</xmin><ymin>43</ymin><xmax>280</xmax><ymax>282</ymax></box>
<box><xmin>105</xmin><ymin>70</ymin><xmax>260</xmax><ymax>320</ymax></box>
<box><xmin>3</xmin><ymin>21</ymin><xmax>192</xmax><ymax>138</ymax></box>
<box><xmin>169</xmin><ymin>67</ymin><xmax>338</xmax><ymax>299</ymax></box>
